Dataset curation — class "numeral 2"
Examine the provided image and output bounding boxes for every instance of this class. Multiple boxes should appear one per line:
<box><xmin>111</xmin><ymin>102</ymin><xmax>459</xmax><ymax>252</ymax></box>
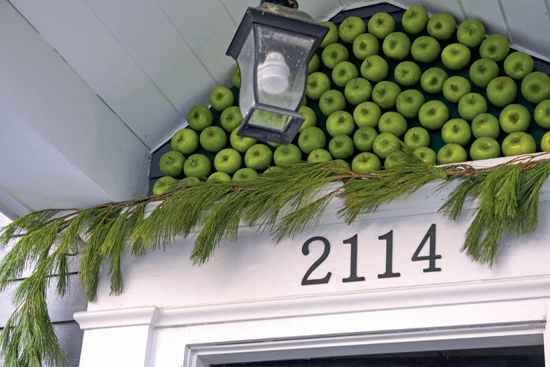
<box><xmin>301</xmin><ymin>237</ymin><xmax>331</xmax><ymax>285</ymax></box>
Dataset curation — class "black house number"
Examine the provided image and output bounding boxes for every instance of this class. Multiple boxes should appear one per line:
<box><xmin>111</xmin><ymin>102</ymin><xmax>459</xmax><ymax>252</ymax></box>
<box><xmin>301</xmin><ymin>224</ymin><xmax>441</xmax><ymax>286</ymax></box>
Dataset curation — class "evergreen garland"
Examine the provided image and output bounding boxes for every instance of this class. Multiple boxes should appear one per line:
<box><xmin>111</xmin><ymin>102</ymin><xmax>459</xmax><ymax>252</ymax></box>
<box><xmin>1</xmin><ymin>148</ymin><xmax>550</xmax><ymax>366</ymax></box>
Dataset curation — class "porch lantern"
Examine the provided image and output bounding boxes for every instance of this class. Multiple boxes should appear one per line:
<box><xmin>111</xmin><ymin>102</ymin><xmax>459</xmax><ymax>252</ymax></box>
<box><xmin>226</xmin><ymin>0</ymin><xmax>329</xmax><ymax>145</ymax></box>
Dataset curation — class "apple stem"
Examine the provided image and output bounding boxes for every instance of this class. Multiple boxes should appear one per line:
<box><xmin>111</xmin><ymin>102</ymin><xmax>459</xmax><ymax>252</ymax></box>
<box><xmin>470</xmin><ymin>29</ymin><xmax>473</xmax><ymax>36</ymax></box>
<box><xmin>451</xmin><ymin>84</ymin><xmax>458</xmax><ymax>91</ymax></box>
<box><xmin>377</xmin><ymin>90</ymin><xmax>384</xmax><ymax>95</ymax></box>
<box><xmin>367</xmin><ymin>60</ymin><xmax>371</xmax><ymax>67</ymax></box>
<box><xmin>336</xmin><ymin>141</ymin><xmax>342</xmax><ymax>147</ymax></box>
<box><xmin>411</xmin><ymin>10</ymin><xmax>414</xmax><ymax>16</ymax></box>
<box><xmin>454</xmin><ymin>125</ymin><xmax>458</xmax><ymax>133</ymax></box>
<box><xmin>308</xmin><ymin>83</ymin><xmax>316</xmax><ymax>86</ymax></box>
<box><xmin>362</xmin><ymin>109</ymin><xmax>368</xmax><ymax>114</ymax></box>
<box><xmin>513</xmin><ymin>137</ymin><xmax>520</xmax><ymax>143</ymax></box>
<box><xmin>167</xmin><ymin>158</ymin><xmax>173</xmax><ymax>164</ymax></box>
<box><xmin>471</xmin><ymin>95</ymin><xmax>474</xmax><ymax>103</ymax></box>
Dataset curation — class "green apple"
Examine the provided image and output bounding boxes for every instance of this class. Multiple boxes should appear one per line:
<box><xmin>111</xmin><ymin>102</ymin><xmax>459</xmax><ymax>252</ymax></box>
<box><xmin>414</xmin><ymin>147</ymin><xmax>437</xmax><ymax>165</ymax></box>
<box><xmin>534</xmin><ymin>99</ymin><xmax>550</xmax><ymax>128</ymax></box>
<box><xmin>418</xmin><ymin>100</ymin><xmax>449</xmax><ymax>130</ymax></box>
<box><xmin>333</xmin><ymin>159</ymin><xmax>351</xmax><ymax>170</ymax></box>
<box><xmin>214</xmin><ymin>148</ymin><xmax>242</xmax><ymax>174</ymax></box>
<box><xmin>469</xmin><ymin>58</ymin><xmax>499</xmax><ymax>88</ymax></box>
<box><xmin>458</xmin><ymin>93</ymin><xmax>488</xmax><ymax>121</ymax></box>
<box><xmin>420</xmin><ymin>67</ymin><xmax>449</xmax><ymax>94</ymax></box>
<box><xmin>298</xmin><ymin>126</ymin><xmax>326</xmax><ymax>154</ymax></box>
<box><xmin>541</xmin><ymin>131</ymin><xmax>550</xmax><ymax>151</ymax></box>
<box><xmin>521</xmin><ymin>72</ymin><xmax>550</xmax><ymax>104</ymax></box>
<box><xmin>263</xmin><ymin>166</ymin><xmax>285</xmax><ymax>175</ymax></box>
<box><xmin>504</xmin><ymin>51</ymin><xmax>534</xmax><ymax>80</ymax></box>
<box><xmin>479</xmin><ymin>34</ymin><xmax>510</xmax><ymax>62</ymax></box>
<box><xmin>232</xmin><ymin>168</ymin><xmax>258</xmax><ymax>182</ymax></box>
<box><xmin>306</xmin><ymin>72</ymin><xmax>331</xmax><ymax>100</ymax></box>
<box><xmin>321</xmin><ymin>43</ymin><xmax>349</xmax><ymax>69</ymax></box>
<box><xmin>308</xmin><ymin>149</ymin><xmax>333</xmax><ymax>163</ymax></box>
<box><xmin>367</xmin><ymin>12</ymin><xmax>396</xmax><ymax>40</ymax></box>
<box><xmin>200</xmin><ymin>126</ymin><xmax>227</xmax><ymax>153</ymax></box>
<box><xmin>319</xmin><ymin>90</ymin><xmax>346</xmax><ymax>116</ymax></box>
<box><xmin>298</xmin><ymin>106</ymin><xmax>317</xmax><ymax>132</ymax></box>
<box><xmin>441</xmin><ymin>43</ymin><xmax>471</xmax><ymax>71</ymax></box>
<box><xmin>332</xmin><ymin>61</ymin><xmax>359</xmax><ymax>88</ymax></box>
<box><xmin>394</xmin><ymin>61</ymin><xmax>421</xmax><ymax>87</ymax></box>
<box><xmin>208</xmin><ymin>172</ymin><xmax>232</xmax><ymax>183</ymax></box>
<box><xmin>319</xmin><ymin>21</ymin><xmax>339</xmax><ymax>48</ymax></box>
<box><xmin>499</xmin><ymin>104</ymin><xmax>531</xmax><ymax>133</ymax></box>
<box><xmin>267</xmin><ymin>141</ymin><xmax>280</xmax><ymax>149</ymax></box>
<box><xmin>159</xmin><ymin>151</ymin><xmax>185</xmax><ymax>177</ymax></box>
<box><xmin>441</xmin><ymin>118</ymin><xmax>472</xmax><ymax>145</ymax></box>
<box><xmin>384</xmin><ymin>152</ymin><xmax>404</xmax><ymax>169</ymax></box>
<box><xmin>171</xmin><ymin>128</ymin><xmax>199</xmax><ymax>155</ymax></box>
<box><xmin>326</xmin><ymin>110</ymin><xmax>355</xmax><ymax>137</ymax></box>
<box><xmin>472</xmin><ymin>113</ymin><xmax>500</xmax><ymax>139</ymax></box>
<box><xmin>230</xmin><ymin>127</ymin><xmax>257</xmax><ymax>153</ymax></box>
<box><xmin>402</xmin><ymin>6</ymin><xmax>429</xmax><ymax>35</ymax></box>
<box><xmin>344</xmin><ymin>78</ymin><xmax>372</xmax><ymax>106</ymax></box>
<box><xmin>354</xmin><ymin>126</ymin><xmax>378</xmax><ymax>151</ymax></box>
<box><xmin>378</xmin><ymin>111</ymin><xmax>407</xmax><ymax>137</ymax></box>
<box><xmin>385</xmin><ymin>152</ymin><xmax>408</xmax><ymax>169</ymax></box>
<box><xmin>354</xmin><ymin>101</ymin><xmax>381</xmax><ymax>128</ymax></box>
<box><xmin>328</xmin><ymin>135</ymin><xmax>354</xmax><ymax>159</ymax></box>
<box><xmin>220</xmin><ymin>106</ymin><xmax>243</xmax><ymax>132</ymax></box>
<box><xmin>427</xmin><ymin>13</ymin><xmax>457</xmax><ymax>41</ymax></box>
<box><xmin>360</xmin><ymin>55</ymin><xmax>389</xmax><ymax>83</ymax></box>
<box><xmin>231</xmin><ymin>65</ymin><xmax>240</xmax><ymax>89</ymax></box>
<box><xmin>352</xmin><ymin>33</ymin><xmax>379</xmax><ymax>60</ymax></box>
<box><xmin>382</xmin><ymin>32</ymin><xmax>411</xmax><ymax>60</ymax></box>
<box><xmin>339</xmin><ymin>16</ymin><xmax>366</xmax><ymax>43</ymax></box>
<box><xmin>180</xmin><ymin>176</ymin><xmax>200</xmax><ymax>186</ymax></box>
<box><xmin>209</xmin><ymin>86</ymin><xmax>234</xmax><ymax>112</ymax></box>
<box><xmin>437</xmin><ymin>143</ymin><xmax>467</xmax><ymax>165</ymax></box>
<box><xmin>442</xmin><ymin>76</ymin><xmax>471</xmax><ymax>103</ymax></box>
<box><xmin>183</xmin><ymin>153</ymin><xmax>211</xmax><ymax>179</ymax></box>
<box><xmin>404</xmin><ymin>127</ymin><xmax>430</xmax><ymax>150</ymax></box>
<box><xmin>308</xmin><ymin>53</ymin><xmax>320</xmax><ymax>75</ymax></box>
<box><xmin>274</xmin><ymin>144</ymin><xmax>302</xmax><ymax>167</ymax></box>
<box><xmin>501</xmin><ymin>132</ymin><xmax>537</xmax><ymax>156</ymax></box>
<box><xmin>302</xmin><ymin>97</ymin><xmax>308</xmax><ymax>106</ymax></box>
<box><xmin>457</xmin><ymin>19</ymin><xmax>486</xmax><ymax>48</ymax></box>
<box><xmin>152</xmin><ymin>176</ymin><xmax>178</xmax><ymax>195</ymax></box>
<box><xmin>187</xmin><ymin>105</ymin><xmax>213</xmax><ymax>131</ymax></box>
<box><xmin>486</xmin><ymin>76</ymin><xmax>517</xmax><ymax>107</ymax></box>
<box><xmin>396</xmin><ymin>89</ymin><xmax>425</xmax><ymax>118</ymax></box>
<box><xmin>411</xmin><ymin>36</ymin><xmax>441</xmax><ymax>64</ymax></box>
<box><xmin>470</xmin><ymin>137</ymin><xmax>501</xmax><ymax>160</ymax></box>
<box><xmin>244</xmin><ymin>144</ymin><xmax>273</xmax><ymax>170</ymax></box>
<box><xmin>373</xmin><ymin>132</ymin><xmax>400</xmax><ymax>159</ymax></box>
<box><xmin>352</xmin><ymin>152</ymin><xmax>381</xmax><ymax>174</ymax></box>
<box><xmin>372</xmin><ymin>81</ymin><xmax>401</xmax><ymax>109</ymax></box>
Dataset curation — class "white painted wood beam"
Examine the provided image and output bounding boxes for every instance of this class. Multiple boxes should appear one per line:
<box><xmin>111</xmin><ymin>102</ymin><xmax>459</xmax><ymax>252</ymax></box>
<box><xmin>0</xmin><ymin>0</ymin><xmax>150</xmax><ymax>213</ymax></box>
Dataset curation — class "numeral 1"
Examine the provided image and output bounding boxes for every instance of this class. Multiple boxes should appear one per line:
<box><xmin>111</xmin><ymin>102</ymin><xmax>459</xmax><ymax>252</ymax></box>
<box><xmin>378</xmin><ymin>230</ymin><xmax>400</xmax><ymax>279</ymax></box>
<box><xmin>342</xmin><ymin>234</ymin><xmax>365</xmax><ymax>283</ymax></box>
<box><xmin>411</xmin><ymin>224</ymin><xmax>441</xmax><ymax>272</ymax></box>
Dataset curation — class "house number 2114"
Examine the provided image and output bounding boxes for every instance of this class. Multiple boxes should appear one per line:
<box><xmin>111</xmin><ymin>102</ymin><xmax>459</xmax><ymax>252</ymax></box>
<box><xmin>301</xmin><ymin>224</ymin><xmax>441</xmax><ymax>286</ymax></box>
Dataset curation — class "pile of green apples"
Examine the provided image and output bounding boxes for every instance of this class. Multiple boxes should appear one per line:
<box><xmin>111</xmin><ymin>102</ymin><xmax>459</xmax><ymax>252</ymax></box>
<box><xmin>154</xmin><ymin>7</ymin><xmax>550</xmax><ymax>195</ymax></box>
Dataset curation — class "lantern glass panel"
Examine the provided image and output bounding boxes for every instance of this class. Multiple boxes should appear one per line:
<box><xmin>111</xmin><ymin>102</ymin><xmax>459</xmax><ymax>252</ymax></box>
<box><xmin>248</xmin><ymin>109</ymin><xmax>289</xmax><ymax>131</ymax></box>
<box><xmin>254</xmin><ymin>24</ymin><xmax>315</xmax><ymax>112</ymax></box>
<box><xmin>236</xmin><ymin>30</ymin><xmax>256</xmax><ymax>118</ymax></box>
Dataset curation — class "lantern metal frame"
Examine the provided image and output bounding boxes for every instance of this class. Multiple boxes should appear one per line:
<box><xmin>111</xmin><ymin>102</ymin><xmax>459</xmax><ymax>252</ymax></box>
<box><xmin>226</xmin><ymin>1</ymin><xmax>329</xmax><ymax>145</ymax></box>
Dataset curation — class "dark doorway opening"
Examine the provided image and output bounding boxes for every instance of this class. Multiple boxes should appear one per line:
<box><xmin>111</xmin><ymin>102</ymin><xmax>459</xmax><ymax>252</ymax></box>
<box><xmin>213</xmin><ymin>345</ymin><xmax>544</xmax><ymax>367</ymax></box>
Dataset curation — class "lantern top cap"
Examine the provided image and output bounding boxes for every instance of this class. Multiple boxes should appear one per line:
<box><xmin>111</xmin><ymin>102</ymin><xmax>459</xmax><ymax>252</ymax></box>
<box><xmin>226</xmin><ymin>1</ymin><xmax>328</xmax><ymax>59</ymax></box>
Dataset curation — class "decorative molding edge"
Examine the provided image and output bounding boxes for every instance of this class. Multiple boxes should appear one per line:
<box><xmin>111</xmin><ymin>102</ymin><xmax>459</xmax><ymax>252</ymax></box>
<box><xmin>74</xmin><ymin>306</ymin><xmax>159</xmax><ymax>330</ymax></box>
<box><xmin>74</xmin><ymin>275</ymin><xmax>550</xmax><ymax>331</ymax></box>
